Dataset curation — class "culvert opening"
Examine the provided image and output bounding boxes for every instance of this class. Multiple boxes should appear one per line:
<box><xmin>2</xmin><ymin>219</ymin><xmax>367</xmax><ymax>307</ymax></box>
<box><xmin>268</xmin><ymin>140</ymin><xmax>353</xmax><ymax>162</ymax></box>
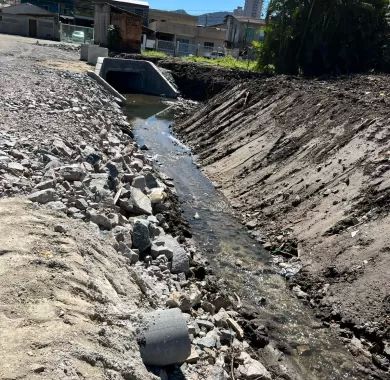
<box><xmin>106</xmin><ymin>71</ymin><xmax>144</xmax><ymax>94</ymax></box>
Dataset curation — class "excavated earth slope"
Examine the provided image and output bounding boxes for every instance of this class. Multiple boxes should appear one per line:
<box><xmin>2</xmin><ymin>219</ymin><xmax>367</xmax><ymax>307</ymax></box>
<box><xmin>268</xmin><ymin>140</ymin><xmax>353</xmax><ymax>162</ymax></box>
<box><xmin>176</xmin><ymin>75</ymin><xmax>390</xmax><ymax>372</ymax></box>
<box><xmin>0</xmin><ymin>198</ymin><xmax>152</xmax><ymax>380</ymax></box>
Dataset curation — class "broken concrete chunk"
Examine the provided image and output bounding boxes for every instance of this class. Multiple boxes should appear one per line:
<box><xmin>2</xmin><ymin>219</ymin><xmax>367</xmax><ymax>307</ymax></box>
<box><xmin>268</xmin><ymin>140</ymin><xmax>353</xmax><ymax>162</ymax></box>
<box><xmin>28</xmin><ymin>189</ymin><xmax>57</xmax><ymax>204</ymax></box>
<box><xmin>131</xmin><ymin>187</ymin><xmax>152</xmax><ymax>215</ymax></box>
<box><xmin>149</xmin><ymin>188</ymin><xmax>166</xmax><ymax>204</ymax></box>
<box><xmin>227</xmin><ymin>318</ymin><xmax>244</xmax><ymax>340</ymax></box>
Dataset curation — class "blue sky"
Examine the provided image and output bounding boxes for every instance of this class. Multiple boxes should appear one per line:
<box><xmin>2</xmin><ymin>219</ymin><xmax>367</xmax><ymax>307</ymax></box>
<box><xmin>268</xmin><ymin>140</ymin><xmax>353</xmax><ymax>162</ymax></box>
<box><xmin>148</xmin><ymin>1</ymin><xmax>269</xmax><ymax>15</ymax></box>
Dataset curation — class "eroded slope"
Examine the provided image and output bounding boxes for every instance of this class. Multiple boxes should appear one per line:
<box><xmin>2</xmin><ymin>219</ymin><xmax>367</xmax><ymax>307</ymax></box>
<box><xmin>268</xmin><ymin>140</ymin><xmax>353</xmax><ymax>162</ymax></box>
<box><xmin>176</xmin><ymin>75</ymin><xmax>390</xmax><ymax>370</ymax></box>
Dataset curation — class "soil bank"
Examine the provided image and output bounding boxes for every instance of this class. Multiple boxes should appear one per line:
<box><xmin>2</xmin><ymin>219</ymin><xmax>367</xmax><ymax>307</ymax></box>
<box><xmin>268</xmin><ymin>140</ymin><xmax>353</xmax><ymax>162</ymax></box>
<box><xmin>175</xmin><ymin>74</ymin><xmax>390</xmax><ymax>377</ymax></box>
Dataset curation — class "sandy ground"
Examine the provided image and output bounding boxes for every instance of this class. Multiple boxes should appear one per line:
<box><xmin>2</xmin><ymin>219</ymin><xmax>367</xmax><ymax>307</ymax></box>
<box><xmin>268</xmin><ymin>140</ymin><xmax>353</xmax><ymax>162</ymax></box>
<box><xmin>0</xmin><ymin>198</ymin><xmax>154</xmax><ymax>380</ymax></box>
<box><xmin>175</xmin><ymin>75</ymin><xmax>390</xmax><ymax>375</ymax></box>
<box><xmin>0</xmin><ymin>33</ymin><xmax>90</xmax><ymax>72</ymax></box>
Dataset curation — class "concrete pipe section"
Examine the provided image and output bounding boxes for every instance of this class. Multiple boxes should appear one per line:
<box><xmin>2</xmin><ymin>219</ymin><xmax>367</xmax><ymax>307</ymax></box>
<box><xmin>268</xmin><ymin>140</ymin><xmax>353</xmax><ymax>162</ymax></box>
<box><xmin>137</xmin><ymin>308</ymin><xmax>191</xmax><ymax>366</ymax></box>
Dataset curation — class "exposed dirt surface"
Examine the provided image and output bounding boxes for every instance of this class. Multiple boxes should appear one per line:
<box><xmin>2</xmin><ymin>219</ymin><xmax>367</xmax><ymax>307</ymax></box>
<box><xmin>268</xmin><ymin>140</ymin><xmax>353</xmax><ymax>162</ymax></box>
<box><xmin>175</xmin><ymin>74</ymin><xmax>390</xmax><ymax>377</ymax></box>
<box><xmin>0</xmin><ymin>198</ymin><xmax>152</xmax><ymax>380</ymax></box>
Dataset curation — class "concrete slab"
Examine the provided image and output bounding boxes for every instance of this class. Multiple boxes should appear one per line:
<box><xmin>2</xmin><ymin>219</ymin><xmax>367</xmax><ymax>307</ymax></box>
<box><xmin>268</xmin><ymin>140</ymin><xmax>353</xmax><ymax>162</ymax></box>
<box><xmin>87</xmin><ymin>46</ymin><xmax>108</xmax><ymax>65</ymax></box>
<box><xmin>80</xmin><ymin>44</ymin><xmax>93</xmax><ymax>61</ymax></box>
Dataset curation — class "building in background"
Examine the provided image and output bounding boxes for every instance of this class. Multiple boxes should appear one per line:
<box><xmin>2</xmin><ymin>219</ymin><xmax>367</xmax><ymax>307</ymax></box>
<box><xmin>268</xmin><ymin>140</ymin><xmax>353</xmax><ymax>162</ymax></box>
<box><xmin>20</xmin><ymin>0</ymin><xmax>149</xmax><ymax>26</ymax></box>
<box><xmin>225</xmin><ymin>15</ymin><xmax>265</xmax><ymax>51</ymax></box>
<box><xmin>94</xmin><ymin>2</ymin><xmax>144</xmax><ymax>52</ymax></box>
<box><xmin>0</xmin><ymin>2</ymin><xmax>59</xmax><ymax>39</ymax></box>
<box><xmin>233</xmin><ymin>6</ymin><xmax>244</xmax><ymax>16</ymax></box>
<box><xmin>148</xmin><ymin>9</ymin><xmax>226</xmax><ymax>56</ymax></box>
<box><xmin>243</xmin><ymin>0</ymin><xmax>263</xmax><ymax>19</ymax></box>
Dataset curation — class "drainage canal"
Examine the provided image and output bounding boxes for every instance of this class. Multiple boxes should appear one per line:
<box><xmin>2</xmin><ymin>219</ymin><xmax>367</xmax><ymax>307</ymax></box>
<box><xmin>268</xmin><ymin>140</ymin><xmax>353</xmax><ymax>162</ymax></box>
<box><xmin>123</xmin><ymin>94</ymin><xmax>364</xmax><ymax>380</ymax></box>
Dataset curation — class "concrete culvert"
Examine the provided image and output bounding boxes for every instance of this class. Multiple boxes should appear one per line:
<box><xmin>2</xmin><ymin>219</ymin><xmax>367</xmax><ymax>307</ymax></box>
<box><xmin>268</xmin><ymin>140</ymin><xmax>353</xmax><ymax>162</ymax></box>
<box><xmin>137</xmin><ymin>308</ymin><xmax>191</xmax><ymax>366</ymax></box>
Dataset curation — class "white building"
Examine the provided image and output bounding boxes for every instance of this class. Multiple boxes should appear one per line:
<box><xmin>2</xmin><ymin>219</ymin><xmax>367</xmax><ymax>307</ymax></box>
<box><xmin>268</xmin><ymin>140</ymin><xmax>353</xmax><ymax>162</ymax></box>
<box><xmin>243</xmin><ymin>0</ymin><xmax>263</xmax><ymax>19</ymax></box>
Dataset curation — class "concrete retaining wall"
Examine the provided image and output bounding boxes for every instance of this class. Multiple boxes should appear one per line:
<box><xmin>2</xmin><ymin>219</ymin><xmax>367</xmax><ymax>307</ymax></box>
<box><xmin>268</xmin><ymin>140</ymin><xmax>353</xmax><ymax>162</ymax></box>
<box><xmin>96</xmin><ymin>58</ymin><xmax>178</xmax><ymax>98</ymax></box>
<box><xmin>87</xmin><ymin>45</ymin><xmax>108</xmax><ymax>65</ymax></box>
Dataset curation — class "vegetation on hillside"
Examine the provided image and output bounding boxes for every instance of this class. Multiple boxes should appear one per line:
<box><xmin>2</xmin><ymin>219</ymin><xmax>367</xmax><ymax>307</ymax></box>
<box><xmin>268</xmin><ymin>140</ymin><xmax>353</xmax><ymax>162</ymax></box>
<box><xmin>183</xmin><ymin>55</ymin><xmax>257</xmax><ymax>71</ymax></box>
<box><xmin>259</xmin><ymin>0</ymin><xmax>390</xmax><ymax>75</ymax></box>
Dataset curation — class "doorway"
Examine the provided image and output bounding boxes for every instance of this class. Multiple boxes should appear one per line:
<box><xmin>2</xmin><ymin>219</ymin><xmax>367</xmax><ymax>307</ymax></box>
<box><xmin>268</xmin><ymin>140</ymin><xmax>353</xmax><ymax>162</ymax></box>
<box><xmin>29</xmin><ymin>19</ymin><xmax>37</xmax><ymax>38</ymax></box>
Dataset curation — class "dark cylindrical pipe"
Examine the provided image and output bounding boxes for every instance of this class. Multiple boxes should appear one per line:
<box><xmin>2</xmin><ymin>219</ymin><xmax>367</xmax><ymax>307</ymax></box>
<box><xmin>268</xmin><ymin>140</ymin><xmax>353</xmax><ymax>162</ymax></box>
<box><xmin>137</xmin><ymin>308</ymin><xmax>191</xmax><ymax>366</ymax></box>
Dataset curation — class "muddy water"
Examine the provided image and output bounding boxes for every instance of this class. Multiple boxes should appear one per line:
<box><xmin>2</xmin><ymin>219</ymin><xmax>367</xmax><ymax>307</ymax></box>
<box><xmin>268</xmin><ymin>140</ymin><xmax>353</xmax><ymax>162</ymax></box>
<box><xmin>124</xmin><ymin>94</ymin><xmax>363</xmax><ymax>380</ymax></box>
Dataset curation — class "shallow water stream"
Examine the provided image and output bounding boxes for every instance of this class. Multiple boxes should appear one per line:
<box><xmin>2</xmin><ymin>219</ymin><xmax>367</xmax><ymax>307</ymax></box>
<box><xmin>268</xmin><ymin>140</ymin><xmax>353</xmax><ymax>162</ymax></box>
<box><xmin>124</xmin><ymin>94</ymin><xmax>364</xmax><ymax>380</ymax></box>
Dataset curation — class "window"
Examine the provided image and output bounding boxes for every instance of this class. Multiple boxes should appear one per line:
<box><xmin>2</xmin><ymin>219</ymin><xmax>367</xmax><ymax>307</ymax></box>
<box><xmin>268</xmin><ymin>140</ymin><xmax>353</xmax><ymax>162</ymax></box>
<box><xmin>204</xmin><ymin>42</ymin><xmax>214</xmax><ymax>48</ymax></box>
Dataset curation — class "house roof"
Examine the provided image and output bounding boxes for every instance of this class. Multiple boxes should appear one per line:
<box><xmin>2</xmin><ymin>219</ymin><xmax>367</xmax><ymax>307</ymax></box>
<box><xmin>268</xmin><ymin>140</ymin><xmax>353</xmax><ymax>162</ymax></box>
<box><xmin>111</xmin><ymin>0</ymin><xmax>149</xmax><ymax>7</ymax></box>
<box><xmin>0</xmin><ymin>3</ymin><xmax>55</xmax><ymax>16</ymax></box>
<box><xmin>227</xmin><ymin>15</ymin><xmax>266</xmax><ymax>26</ymax></box>
<box><xmin>106</xmin><ymin>2</ymin><xmax>143</xmax><ymax>18</ymax></box>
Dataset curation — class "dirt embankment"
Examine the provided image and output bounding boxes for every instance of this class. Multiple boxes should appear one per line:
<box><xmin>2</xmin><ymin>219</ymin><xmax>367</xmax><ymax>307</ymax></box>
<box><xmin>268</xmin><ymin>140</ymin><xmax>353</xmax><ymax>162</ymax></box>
<box><xmin>115</xmin><ymin>53</ymin><xmax>262</xmax><ymax>100</ymax></box>
<box><xmin>0</xmin><ymin>198</ymin><xmax>152</xmax><ymax>380</ymax></box>
<box><xmin>175</xmin><ymin>74</ymin><xmax>390</xmax><ymax>374</ymax></box>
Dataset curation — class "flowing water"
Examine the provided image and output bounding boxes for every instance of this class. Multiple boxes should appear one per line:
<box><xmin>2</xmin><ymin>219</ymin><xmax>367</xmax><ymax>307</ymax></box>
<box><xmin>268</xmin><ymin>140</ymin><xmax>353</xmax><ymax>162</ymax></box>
<box><xmin>124</xmin><ymin>94</ymin><xmax>365</xmax><ymax>380</ymax></box>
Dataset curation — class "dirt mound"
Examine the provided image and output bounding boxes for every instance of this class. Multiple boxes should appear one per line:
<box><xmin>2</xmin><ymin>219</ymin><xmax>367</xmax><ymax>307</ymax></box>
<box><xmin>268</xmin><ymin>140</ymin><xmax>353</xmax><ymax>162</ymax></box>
<box><xmin>175</xmin><ymin>74</ymin><xmax>390</xmax><ymax>375</ymax></box>
<box><xmin>0</xmin><ymin>198</ymin><xmax>154</xmax><ymax>380</ymax></box>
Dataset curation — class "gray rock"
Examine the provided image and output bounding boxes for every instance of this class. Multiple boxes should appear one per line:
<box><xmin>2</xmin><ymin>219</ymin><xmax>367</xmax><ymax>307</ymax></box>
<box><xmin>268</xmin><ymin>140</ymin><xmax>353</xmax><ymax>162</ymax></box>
<box><xmin>7</xmin><ymin>162</ymin><xmax>26</xmax><ymax>175</ymax></box>
<box><xmin>89</xmin><ymin>212</ymin><xmax>112</xmax><ymax>230</ymax></box>
<box><xmin>195</xmin><ymin>319</ymin><xmax>215</xmax><ymax>331</ymax></box>
<box><xmin>34</xmin><ymin>179</ymin><xmax>56</xmax><ymax>190</ymax></box>
<box><xmin>132</xmin><ymin>219</ymin><xmax>151</xmax><ymax>253</ymax></box>
<box><xmin>151</xmin><ymin>244</ymin><xmax>173</xmax><ymax>260</ymax></box>
<box><xmin>155</xmin><ymin>235</ymin><xmax>189</xmax><ymax>273</ymax></box>
<box><xmin>52</xmin><ymin>139</ymin><xmax>73</xmax><ymax>158</ymax></box>
<box><xmin>54</xmin><ymin>224</ymin><xmax>67</xmax><ymax>233</ymax></box>
<box><xmin>59</xmin><ymin>165</ymin><xmax>86</xmax><ymax>182</ymax></box>
<box><xmin>196</xmin><ymin>331</ymin><xmax>218</xmax><ymax>349</ymax></box>
<box><xmin>145</xmin><ymin>173</ymin><xmax>159</xmax><ymax>189</ymax></box>
<box><xmin>75</xmin><ymin>198</ymin><xmax>88</xmax><ymax>210</ymax></box>
<box><xmin>237</xmin><ymin>354</ymin><xmax>272</xmax><ymax>380</ymax></box>
<box><xmin>28</xmin><ymin>189</ymin><xmax>57</xmax><ymax>204</ymax></box>
<box><xmin>171</xmin><ymin>248</ymin><xmax>190</xmax><ymax>274</ymax></box>
<box><xmin>149</xmin><ymin>224</ymin><xmax>163</xmax><ymax>239</ymax></box>
<box><xmin>46</xmin><ymin>201</ymin><xmax>67</xmax><ymax>212</ymax></box>
<box><xmin>132</xmin><ymin>175</ymin><xmax>146</xmax><ymax>191</ymax></box>
<box><xmin>219</xmin><ymin>329</ymin><xmax>236</xmax><ymax>345</ymax></box>
<box><xmin>118</xmin><ymin>242</ymin><xmax>139</xmax><ymax>264</ymax></box>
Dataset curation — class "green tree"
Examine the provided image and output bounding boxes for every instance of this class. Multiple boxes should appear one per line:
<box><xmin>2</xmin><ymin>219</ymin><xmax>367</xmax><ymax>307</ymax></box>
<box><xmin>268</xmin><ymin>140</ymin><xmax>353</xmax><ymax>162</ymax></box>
<box><xmin>260</xmin><ymin>0</ymin><xmax>390</xmax><ymax>75</ymax></box>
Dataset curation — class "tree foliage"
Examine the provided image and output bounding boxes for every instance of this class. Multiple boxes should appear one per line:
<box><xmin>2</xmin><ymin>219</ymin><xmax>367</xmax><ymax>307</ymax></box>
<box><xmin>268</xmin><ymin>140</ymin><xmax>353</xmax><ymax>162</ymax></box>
<box><xmin>260</xmin><ymin>0</ymin><xmax>390</xmax><ymax>75</ymax></box>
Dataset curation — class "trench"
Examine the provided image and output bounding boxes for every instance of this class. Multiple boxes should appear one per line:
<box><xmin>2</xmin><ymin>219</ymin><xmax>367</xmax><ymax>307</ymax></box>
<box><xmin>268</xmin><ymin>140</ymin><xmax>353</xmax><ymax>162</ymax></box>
<box><xmin>123</xmin><ymin>94</ymin><xmax>364</xmax><ymax>380</ymax></box>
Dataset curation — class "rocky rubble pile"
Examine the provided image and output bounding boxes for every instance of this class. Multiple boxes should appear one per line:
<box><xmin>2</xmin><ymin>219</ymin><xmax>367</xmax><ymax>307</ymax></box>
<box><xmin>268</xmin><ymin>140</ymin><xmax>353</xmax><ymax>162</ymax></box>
<box><xmin>0</xmin><ymin>65</ymin><xmax>273</xmax><ymax>379</ymax></box>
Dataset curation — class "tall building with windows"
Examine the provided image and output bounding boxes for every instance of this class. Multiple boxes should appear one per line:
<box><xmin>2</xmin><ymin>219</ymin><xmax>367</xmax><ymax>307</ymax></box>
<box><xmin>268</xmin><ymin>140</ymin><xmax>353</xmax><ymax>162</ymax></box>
<box><xmin>243</xmin><ymin>0</ymin><xmax>263</xmax><ymax>19</ymax></box>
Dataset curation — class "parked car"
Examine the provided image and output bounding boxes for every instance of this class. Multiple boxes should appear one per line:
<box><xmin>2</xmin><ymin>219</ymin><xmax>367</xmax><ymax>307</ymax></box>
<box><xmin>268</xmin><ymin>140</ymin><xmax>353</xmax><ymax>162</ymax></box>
<box><xmin>203</xmin><ymin>50</ymin><xmax>225</xmax><ymax>59</ymax></box>
<box><xmin>71</xmin><ymin>30</ymin><xmax>85</xmax><ymax>43</ymax></box>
